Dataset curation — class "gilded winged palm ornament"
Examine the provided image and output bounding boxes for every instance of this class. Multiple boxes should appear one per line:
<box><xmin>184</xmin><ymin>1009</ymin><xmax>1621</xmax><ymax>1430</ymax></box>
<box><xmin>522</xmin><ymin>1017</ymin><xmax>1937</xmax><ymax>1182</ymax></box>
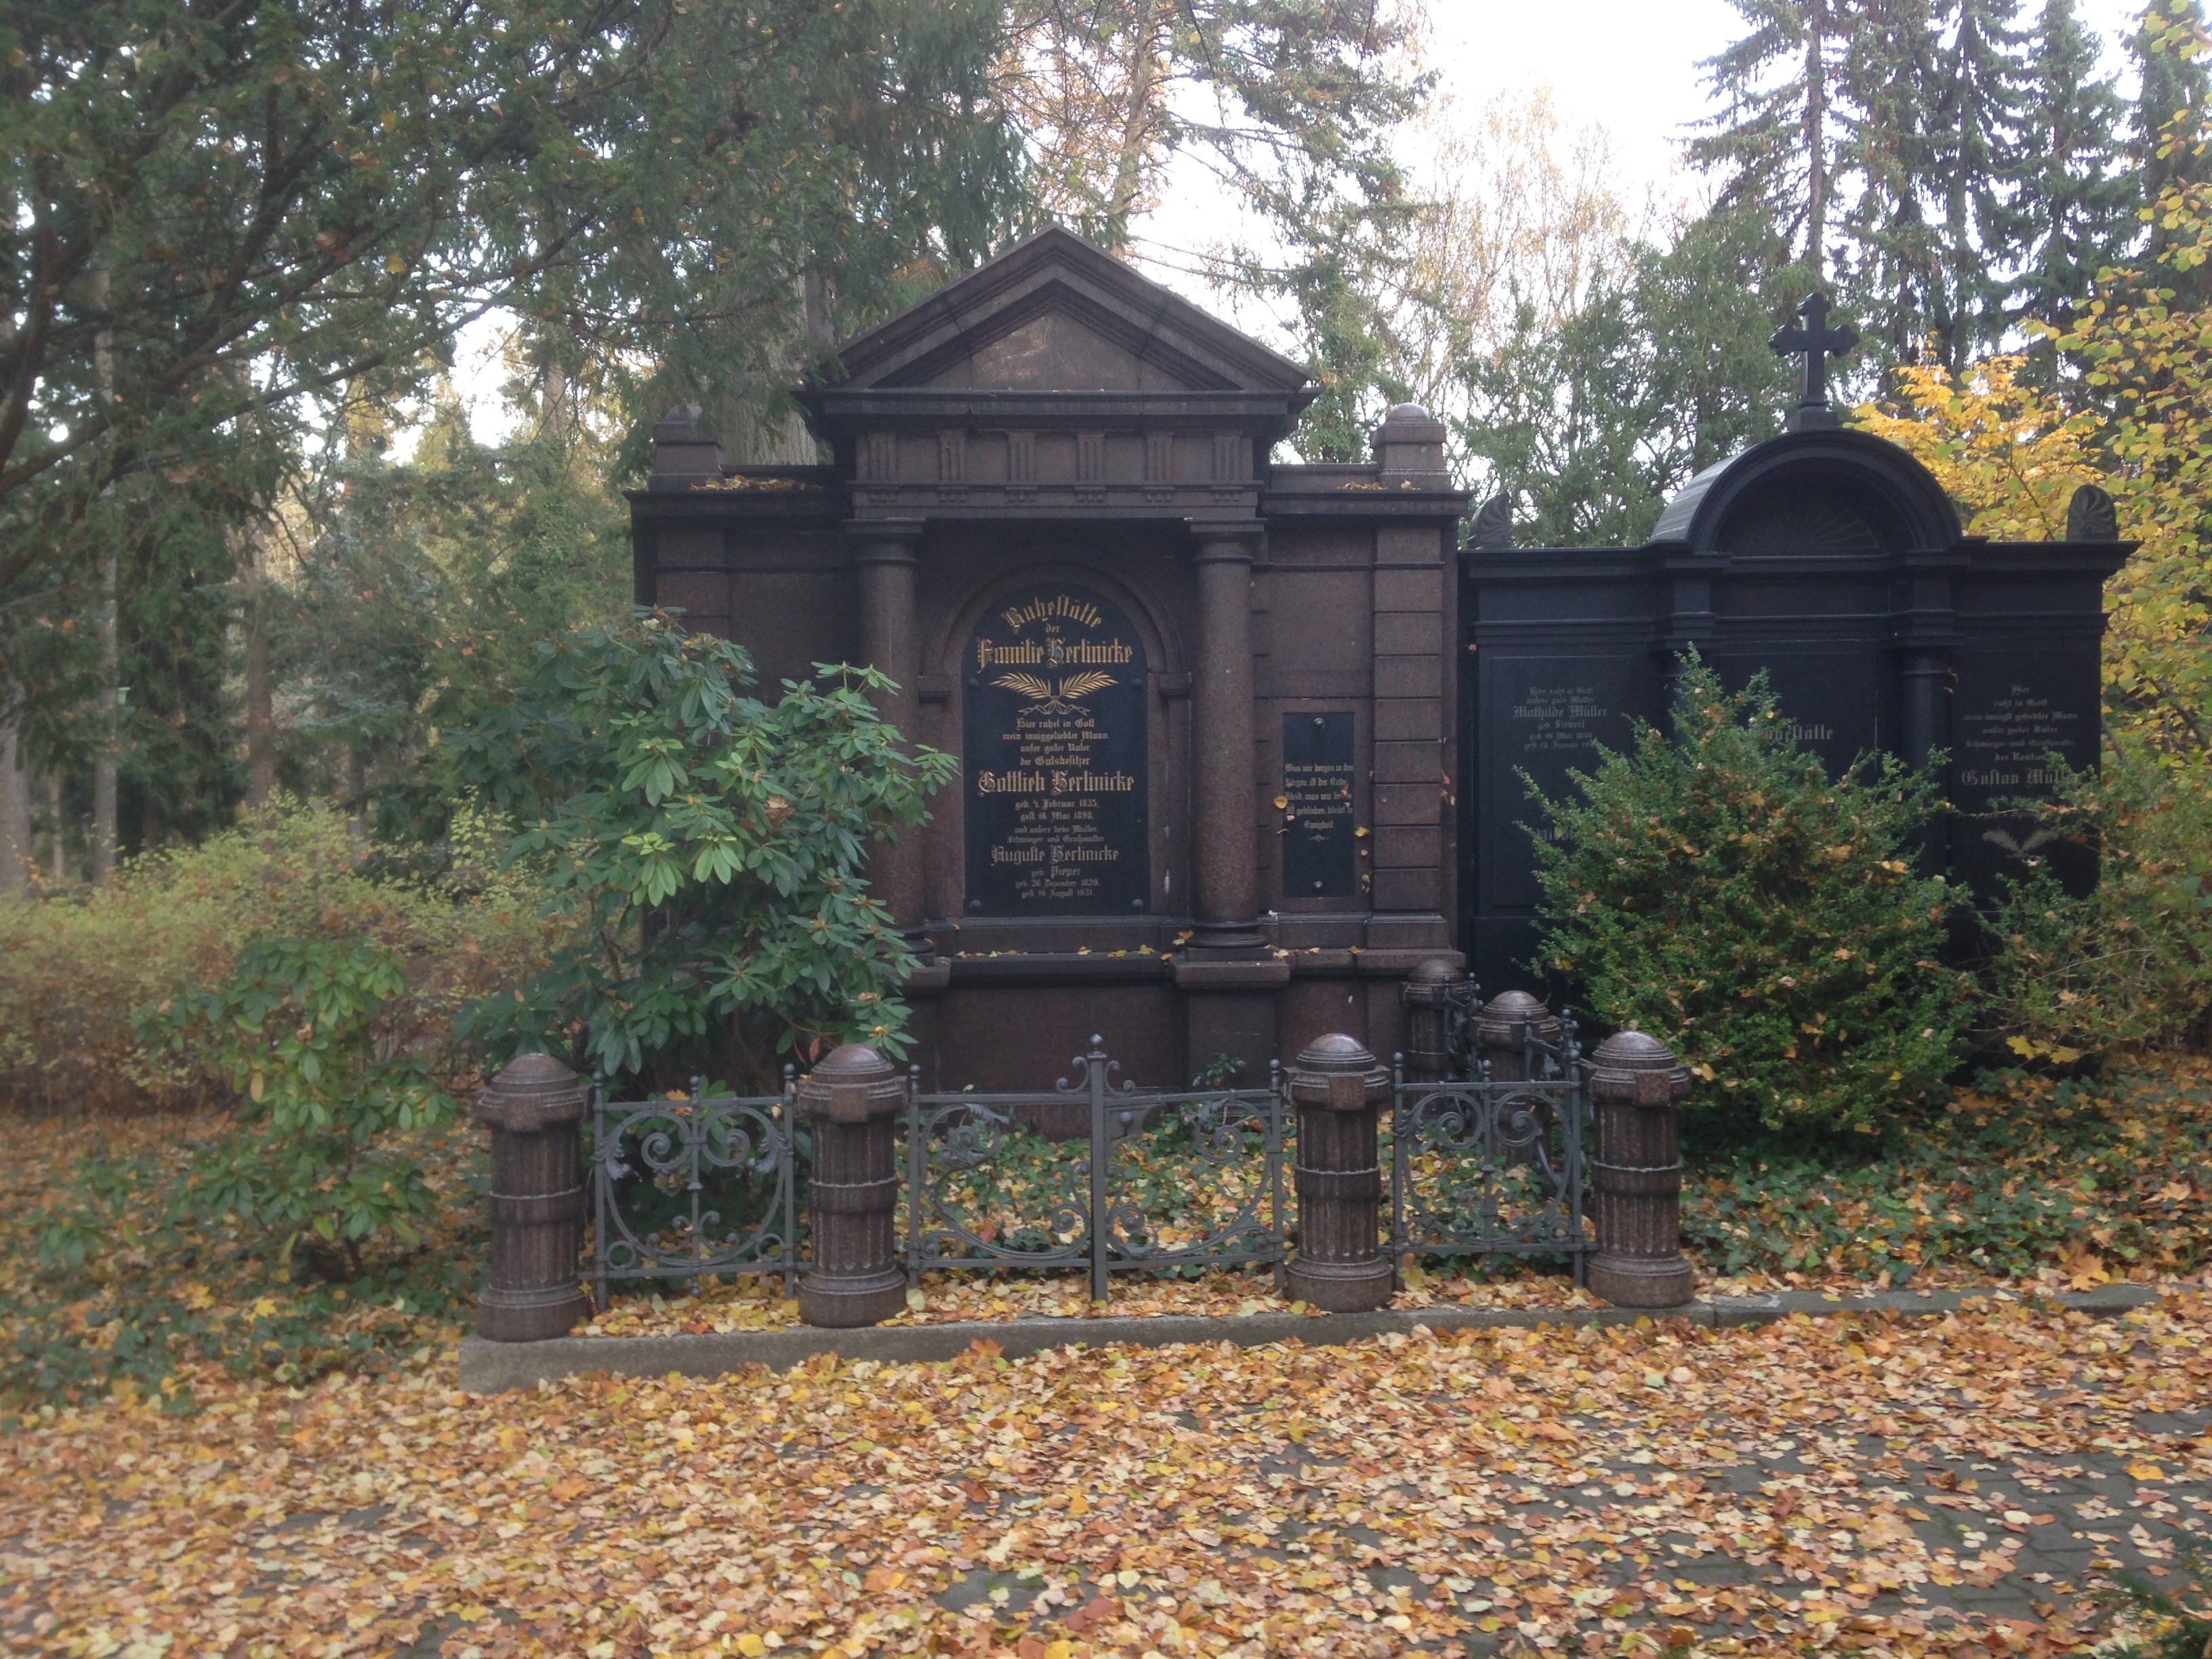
<box><xmin>993</xmin><ymin>670</ymin><xmax>1117</xmax><ymax>714</ymax></box>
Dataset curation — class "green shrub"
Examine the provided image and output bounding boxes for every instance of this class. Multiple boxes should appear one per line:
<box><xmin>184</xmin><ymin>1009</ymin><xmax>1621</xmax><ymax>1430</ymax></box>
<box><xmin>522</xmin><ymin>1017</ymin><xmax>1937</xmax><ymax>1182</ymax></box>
<box><xmin>1531</xmin><ymin>656</ymin><xmax>1973</xmax><ymax>1132</ymax></box>
<box><xmin>3</xmin><ymin>1111</ymin><xmax>480</xmax><ymax>1412</ymax></box>
<box><xmin>0</xmin><ymin>797</ymin><xmax>562</xmax><ymax>1114</ymax></box>
<box><xmin>451</xmin><ymin>609</ymin><xmax>954</xmax><ymax>1087</ymax></box>
<box><xmin>136</xmin><ymin>938</ymin><xmax>459</xmax><ymax>1274</ymax></box>
<box><xmin>1681</xmin><ymin>1059</ymin><xmax>2212</xmax><ymax>1284</ymax></box>
<box><xmin>1980</xmin><ymin>735</ymin><xmax>2212</xmax><ymax>1061</ymax></box>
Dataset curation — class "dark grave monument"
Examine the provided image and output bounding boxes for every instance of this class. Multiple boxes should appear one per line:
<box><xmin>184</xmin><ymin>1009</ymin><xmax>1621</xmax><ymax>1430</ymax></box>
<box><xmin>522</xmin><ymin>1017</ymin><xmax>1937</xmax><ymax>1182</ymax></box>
<box><xmin>632</xmin><ymin>239</ymin><xmax>2131</xmax><ymax>1084</ymax></box>
<box><xmin>632</xmin><ymin>228</ymin><xmax>1466</xmax><ymax>1088</ymax></box>
<box><xmin>1456</xmin><ymin>293</ymin><xmax>2133</xmax><ymax>991</ymax></box>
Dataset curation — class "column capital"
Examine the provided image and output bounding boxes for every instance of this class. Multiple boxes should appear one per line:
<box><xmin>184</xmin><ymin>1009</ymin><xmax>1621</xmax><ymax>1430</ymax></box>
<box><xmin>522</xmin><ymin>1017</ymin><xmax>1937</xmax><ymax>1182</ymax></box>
<box><xmin>844</xmin><ymin>518</ymin><xmax>925</xmax><ymax>562</ymax></box>
<box><xmin>1187</xmin><ymin>519</ymin><xmax>1266</xmax><ymax>562</ymax></box>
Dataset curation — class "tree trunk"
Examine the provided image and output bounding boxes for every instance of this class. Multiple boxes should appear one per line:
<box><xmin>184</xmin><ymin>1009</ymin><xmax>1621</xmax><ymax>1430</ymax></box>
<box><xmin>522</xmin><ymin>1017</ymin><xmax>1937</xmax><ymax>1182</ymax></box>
<box><xmin>243</xmin><ymin>515</ymin><xmax>275</xmax><ymax>807</ymax></box>
<box><xmin>1806</xmin><ymin>0</ymin><xmax>1828</xmax><ymax>276</ymax></box>
<box><xmin>346</xmin><ymin>745</ymin><xmax>367</xmax><ymax>849</ymax></box>
<box><xmin>0</xmin><ymin>697</ymin><xmax>30</xmax><ymax>894</ymax></box>
<box><xmin>89</xmin><ymin>260</ymin><xmax>119</xmax><ymax>881</ymax></box>
<box><xmin>91</xmin><ymin>539</ymin><xmax>119</xmax><ymax>880</ymax></box>
<box><xmin>46</xmin><ymin>772</ymin><xmax>65</xmax><ymax>884</ymax></box>
<box><xmin>0</xmin><ymin>190</ymin><xmax>23</xmax><ymax>895</ymax></box>
<box><xmin>1104</xmin><ymin>0</ymin><xmax>1170</xmax><ymax>250</ymax></box>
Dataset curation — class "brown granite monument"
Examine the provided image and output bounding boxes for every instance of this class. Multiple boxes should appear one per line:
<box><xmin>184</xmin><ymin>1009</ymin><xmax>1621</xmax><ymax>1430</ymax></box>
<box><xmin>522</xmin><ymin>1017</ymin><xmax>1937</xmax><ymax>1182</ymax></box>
<box><xmin>630</xmin><ymin>227</ymin><xmax>1467</xmax><ymax>1089</ymax></box>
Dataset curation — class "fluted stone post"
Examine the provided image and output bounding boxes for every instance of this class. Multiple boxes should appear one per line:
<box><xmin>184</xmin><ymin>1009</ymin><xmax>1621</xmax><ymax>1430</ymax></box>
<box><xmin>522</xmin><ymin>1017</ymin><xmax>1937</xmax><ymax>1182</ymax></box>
<box><xmin>1285</xmin><ymin>1033</ymin><xmax>1393</xmax><ymax>1311</ymax></box>
<box><xmin>797</xmin><ymin>1044</ymin><xmax>909</xmax><ymax>1328</ymax></box>
<box><xmin>1586</xmin><ymin>1031</ymin><xmax>1696</xmax><ymax>1308</ymax></box>
<box><xmin>1400</xmin><ymin>959</ymin><xmax>1472</xmax><ymax>1082</ymax></box>
<box><xmin>475</xmin><ymin>1053</ymin><xmax>591</xmax><ymax>1342</ymax></box>
<box><xmin>1472</xmin><ymin>989</ymin><xmax>1561</xmax><ymax>1084</ymax></box>
<box><xmin>853</xmin><ymin>521</ymin><xmax>928</xmax><ymax>951</ymax></box>
<box><xmin>1191</xmin><ymin>525</ymin><xmax>1265</xmax><ymax>955</ymax></box>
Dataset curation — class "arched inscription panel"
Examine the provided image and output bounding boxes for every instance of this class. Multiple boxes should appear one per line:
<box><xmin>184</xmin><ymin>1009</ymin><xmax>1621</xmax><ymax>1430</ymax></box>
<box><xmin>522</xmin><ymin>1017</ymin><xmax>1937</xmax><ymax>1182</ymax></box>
<box><xmin>963</xmin><ymin>585</ymin><xmax>1149</xmax><ymax>915</ymax></box>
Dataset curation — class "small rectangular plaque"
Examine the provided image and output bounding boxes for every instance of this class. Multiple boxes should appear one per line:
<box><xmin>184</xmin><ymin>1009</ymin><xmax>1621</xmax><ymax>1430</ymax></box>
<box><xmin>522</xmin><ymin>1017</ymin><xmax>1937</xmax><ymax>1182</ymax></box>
<box><xmin>1281</xmin><ymin>712</ymin><xmax>1357</xmax><ymax>899</ymax></box>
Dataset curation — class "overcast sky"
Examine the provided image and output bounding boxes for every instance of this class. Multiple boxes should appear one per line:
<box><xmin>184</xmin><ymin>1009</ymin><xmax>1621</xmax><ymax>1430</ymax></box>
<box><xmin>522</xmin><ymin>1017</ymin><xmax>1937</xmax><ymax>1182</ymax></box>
<box><xmin>1417</xmin><ymin>0</ymin><xmax>2146</xmax><ymax>204</ymax></box>
<box><xmin>446</xmin><ymin>0</ymin><xmax>2152</xmax><ymax>447</ymax></box>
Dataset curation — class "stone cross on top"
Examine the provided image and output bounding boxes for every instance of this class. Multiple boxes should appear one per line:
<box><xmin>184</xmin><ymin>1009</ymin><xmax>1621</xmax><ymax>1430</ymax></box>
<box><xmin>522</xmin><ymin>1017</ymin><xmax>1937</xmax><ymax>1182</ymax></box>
<box><xmin>1769</xmin><ymin>292</ymin><xmax>1860</xmax><ymax>431</ymax></box>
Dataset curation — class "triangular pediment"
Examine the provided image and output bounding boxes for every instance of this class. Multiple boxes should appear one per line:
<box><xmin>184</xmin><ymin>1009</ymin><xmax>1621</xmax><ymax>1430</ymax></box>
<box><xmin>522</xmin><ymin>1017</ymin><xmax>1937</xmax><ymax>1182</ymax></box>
<box><xmin>823</xmin><ymin>226</ymin><xmax>1311</xmax><ymax>396</ymax></box>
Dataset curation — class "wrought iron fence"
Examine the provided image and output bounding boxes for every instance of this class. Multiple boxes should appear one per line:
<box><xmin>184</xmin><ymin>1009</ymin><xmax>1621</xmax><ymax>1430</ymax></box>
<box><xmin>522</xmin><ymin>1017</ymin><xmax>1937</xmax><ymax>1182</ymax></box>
<box><xmin>581</xmin><ymin>1031</ymin><xmax>1595</xmax><ymax>1306</ymax></box>
<box><xmin>588</xmin><ymin>1073</ymin><xmax>802</xmax><ymax>1311</ymax></box>
<box><xmin>1389</xmin><ymin>1015</ymin><xmax>1595</xmax><ymax>1284</ymax></box>
<box><xmin>906</xmin><ymin>1041</ymin><xmax>1287</xmax><ymax>1300</ymax></box>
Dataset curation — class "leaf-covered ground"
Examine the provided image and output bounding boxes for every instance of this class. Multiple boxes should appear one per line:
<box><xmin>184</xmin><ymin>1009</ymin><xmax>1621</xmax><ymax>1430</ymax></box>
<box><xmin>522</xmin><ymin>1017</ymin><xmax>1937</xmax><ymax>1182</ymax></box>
<box><xmin>3</xmin><ymin>1300</ymin><xmax>2209</xmax><ymax>1658</ymax></box>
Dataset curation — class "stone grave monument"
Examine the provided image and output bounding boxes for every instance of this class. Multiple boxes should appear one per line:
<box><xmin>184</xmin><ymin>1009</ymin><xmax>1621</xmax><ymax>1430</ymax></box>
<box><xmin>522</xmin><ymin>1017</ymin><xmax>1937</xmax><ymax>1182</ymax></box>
<box><xmin>632</xmin><ymin>234</ymin><xmax>2131</xmax><ymax>1082</ymax></box>
<box><xmin>1456</xmin><ymin>298</ymin><xmax>2132</xmax><ymax>991</ymax></box>
<box><xmin>632</xmin><ymin>227</ymin><xmax>1467</xmax><ymax>1088</ymax></box>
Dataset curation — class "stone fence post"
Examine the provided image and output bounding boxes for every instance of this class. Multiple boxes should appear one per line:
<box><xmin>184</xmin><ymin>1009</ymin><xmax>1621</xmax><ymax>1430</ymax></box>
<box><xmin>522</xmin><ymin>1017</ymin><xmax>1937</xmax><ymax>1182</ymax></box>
<box><xmin>1399</xmin><ymin>959</ymin><xmax>1471</xmax><ymax>1083</ymax></box>
<box><xmin>475</xmin><ymin>1053</ymin><xmax>592</xmax><ymax>1342</ymax></box>
<box><xmin>1284</xmin><ymin>1033</ymin><xmax>1393</xmax><ymax>1311</ymax></box>
<box><xmin>1471</xmin><ymin>989</ymin><xmax>1561</xmax><ymax>1082</ymax></box>
<box><xmin>796</xmin><ymin>1044</ymin><xmax>909</xmax><ymax>1328</ymax></box>
<box><xmin>1586</xmin><ymin>1031</ymin><xmax>1696</xmax><ymax>1307</ymax></box>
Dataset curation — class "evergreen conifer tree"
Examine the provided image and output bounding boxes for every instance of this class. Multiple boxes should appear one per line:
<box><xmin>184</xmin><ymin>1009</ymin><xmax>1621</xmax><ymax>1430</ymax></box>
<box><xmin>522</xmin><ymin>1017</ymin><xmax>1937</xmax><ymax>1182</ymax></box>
<box><xmin>1689</xmin><ymin>0</ymin><xmax>1856</xmax><ymax>275</ymax></box>
<box><xmin>1925</xmin><ymin>0</ymin><xmax>2032</xmax><ymax>369</ymax></box>
<box><xmin>2011</xmin><ymin>0</ymin><xmax>2134</xmax><ymax>342</ymax></box>
<box><xmin>1835</xmin><ymin>0</ymin><xmax>1944</xmax><ymax>368</ymax></box>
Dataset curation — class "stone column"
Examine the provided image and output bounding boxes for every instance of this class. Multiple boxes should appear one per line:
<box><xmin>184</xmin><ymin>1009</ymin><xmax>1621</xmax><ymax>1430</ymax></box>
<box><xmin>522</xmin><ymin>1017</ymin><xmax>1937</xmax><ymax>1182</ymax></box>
<box><xmin>796</xmin><ymin>1044</ymin><xmax>909</xmax><ymax>1328</ymax></box>
<box><xmin>1586</xmin><ymin>1031</ymin><xmax>1696</xmax><ymax>1308</ymax></box>
<box><xmin>1190</xmin><ymin>523</ymin><xmax>1265</xmax><ymax>955</ymax></box>
<box><xmin>1399</xmin><ymin>958</ymin><xmax>1471</xmax><ymax>1083</ymax></box>
<box><xmin>1284</xmin><ymin>1033</ymin><xmax>1393</xmax><ymax>1311</ymax></box>
<box><xmin>474</xmin><ymin>1054</ymin><xmax>592</xmax><ymax>1342</ymax></box>
<box><xmin>852</xmin><ymin>520</ymin><xmax>929</xmax><ymax>950</ymax></box>
<box><xmin>1471</xmin><ymin>989</ymin><xmax>1561</xmax><ymax>1084</ymax></box>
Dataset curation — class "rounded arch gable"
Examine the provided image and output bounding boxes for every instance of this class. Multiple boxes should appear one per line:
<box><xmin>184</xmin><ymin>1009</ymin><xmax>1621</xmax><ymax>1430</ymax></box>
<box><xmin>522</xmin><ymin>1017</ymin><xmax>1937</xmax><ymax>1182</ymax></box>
<box><xmin>1651</xmin><ymin>428</ymin><xmax>1963</xmax><ymax>556</ymax></box>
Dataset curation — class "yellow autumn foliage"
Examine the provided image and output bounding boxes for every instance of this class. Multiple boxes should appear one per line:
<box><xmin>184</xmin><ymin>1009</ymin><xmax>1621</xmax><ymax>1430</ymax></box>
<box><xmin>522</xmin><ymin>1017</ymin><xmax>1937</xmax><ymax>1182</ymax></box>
<box><xmin>1851</xmin><ymin>355</ymin><xmax>2100</xmax><ymax>543</ymax></box>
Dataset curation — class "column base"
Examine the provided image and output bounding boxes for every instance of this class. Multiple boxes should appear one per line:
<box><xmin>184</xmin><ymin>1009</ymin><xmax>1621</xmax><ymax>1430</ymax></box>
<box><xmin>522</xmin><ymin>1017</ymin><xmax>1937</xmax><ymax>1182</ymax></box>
<box><xmin>1187</xmin><ymin>918</ymin><xmax>1269</xmax><ymax>957</ymax></box>
<box><xmin>1586</xmin><ymin>1253</ymin><xmax>1696</xmax><ymax>1309</ymax></box>
<box><xmin>1285</xmin><ymin>1257</ymin><xmax>1394</xmax><ymax>1313</ymax></box>
<box><xmin>798</xmin><ymin>1269</ymin><xmax>908</xmax><ymax>1329</ymax></box>
<box><xmin>478</xmin><ymin>1284</ymin><xmax>590</xmax><ymax>1343</ymax></box>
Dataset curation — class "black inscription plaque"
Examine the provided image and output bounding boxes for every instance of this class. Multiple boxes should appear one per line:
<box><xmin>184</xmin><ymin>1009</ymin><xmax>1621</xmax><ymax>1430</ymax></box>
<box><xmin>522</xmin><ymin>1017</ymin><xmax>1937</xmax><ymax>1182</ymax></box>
<box><xmin>1280</xmin><ymin>712</ymin><xmax>1355</xmax><ymax>899</ymax></box>
<box><xmin>1950</xmin><ymin>656</ymin><xmax>2100</xmax><ymax>896</ymax></box>
<box><xmin>964</xmin><ymin>585</ymin><xmax>1149</xmax><ymax>915</ymax></box>
<box><xmin>1479</xmin><ymin>657</ymin><xmax>1637</xmax><ymax>908</ymax></box>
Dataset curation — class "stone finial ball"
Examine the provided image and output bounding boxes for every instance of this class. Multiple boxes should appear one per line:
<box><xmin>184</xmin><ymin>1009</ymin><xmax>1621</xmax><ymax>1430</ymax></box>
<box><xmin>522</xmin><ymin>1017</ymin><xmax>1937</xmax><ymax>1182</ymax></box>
<box><xmin>1288</xmin><ymin>1032</ymin><xmax>1389</xmax><ymax>1109</ymax></box>
<box><xmin>1297</xmin><ymin>1031</ymin><xmax>1378</xmax><ymax>1073</ymax></box>
<box><xmin>797</xmin><ymin>1043</ymin><xmax>906</xmax><ymax>1122</ymax></box>
<box><xmin>474</xmin><ymin>1050</ymin><xmax>588</xmax><ymax>1132</ymax></box>
<box><xmin>811</xmin><ymin>1043</ymin><xmax>897</xmax><ymax>1084</ymax></box>
<box><xmin>1382</xmin><ymin>402</ymin><xmax>1434</xmax><ymax>424</ymax></box>
<box><xmin>1590</xmin><ymin>1029</ymin><xmax>1675</xmax><ymax>1069</ymax></box>
<box><xmin>1588</xmin><ymin>1029</ymin><xmax>1692</xmax><ymax>1106</ymax></box>
<box><xmin>1472</xmin><ymin>989</ymin><xmax>1561</xmax><ymax>1048</ymax></box>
